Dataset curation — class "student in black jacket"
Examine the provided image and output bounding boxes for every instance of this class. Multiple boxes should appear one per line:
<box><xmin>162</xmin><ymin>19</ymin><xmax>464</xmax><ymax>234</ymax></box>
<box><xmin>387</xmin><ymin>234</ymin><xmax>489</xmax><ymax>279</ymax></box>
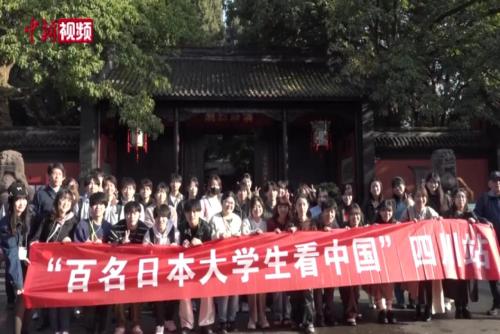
<box><xmin>443</xmin><ymin>188</ymin><xmax>479</xmax><ymax>319</ymax></box>
<box><xmin>32</xmin><ymin>189</ymin><xmax>77</xmax><ymax>334</ymax></box>
<box><xmin>0</xmin><ymin>181</ymin><xmax>33</xmax><ymax>334</ymax></box>
<box><xmin>108</xmin><ymin>201</ymin><xmax>149</xmax><ymax>334</ymax></box>
<box><xmin>178</xmin><ymin>199</ymin><xmax>215</xmax><ymax>334</ymax></box>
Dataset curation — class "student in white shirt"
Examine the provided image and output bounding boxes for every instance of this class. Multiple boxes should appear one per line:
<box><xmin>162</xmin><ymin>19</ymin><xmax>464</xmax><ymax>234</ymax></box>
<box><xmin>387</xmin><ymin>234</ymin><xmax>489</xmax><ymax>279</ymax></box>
<box><xmin>209</xmin><ymin>192</ymin><xmax>242</xmax><ymax>333</ymax></box>
<box><xmin>200</xmin><ymin>174</ymin><xmax>222</xmax><ymax>222</ymax></box>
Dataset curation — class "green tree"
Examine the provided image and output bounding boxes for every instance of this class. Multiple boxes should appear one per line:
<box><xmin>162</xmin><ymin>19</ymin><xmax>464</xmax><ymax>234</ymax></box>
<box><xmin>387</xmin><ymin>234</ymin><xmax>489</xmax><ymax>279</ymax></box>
<box><xmin>326</xmin><ymin>0</ymin><xmax>500</xmax><ymax>127</ymax></box>
<box><xmin>225</xmin><ymin>0</ymin><xmax>500</xmax><ymax>127</ymax></box>
<box><xmin>0</xmin><ymin>0</ymin><xmax>219</xmax><ymax>136</ymax></box>
<box><xmin>225</xmin><ymin>0</ymin><xmax>330</xmax><ymax>52</ymax></box>
<box><xmin>195</xmin><ymin>0</ymin><xmax>224</xmax><ymax>46</ymax></box>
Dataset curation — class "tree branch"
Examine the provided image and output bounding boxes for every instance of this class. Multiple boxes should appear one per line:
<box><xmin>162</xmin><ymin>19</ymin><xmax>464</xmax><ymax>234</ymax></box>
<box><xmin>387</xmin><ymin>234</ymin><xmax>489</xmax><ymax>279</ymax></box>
<box><xmin>434</xmin><ymin>0</ymin><xmax>480</xmax><ymax>23</ymax></box>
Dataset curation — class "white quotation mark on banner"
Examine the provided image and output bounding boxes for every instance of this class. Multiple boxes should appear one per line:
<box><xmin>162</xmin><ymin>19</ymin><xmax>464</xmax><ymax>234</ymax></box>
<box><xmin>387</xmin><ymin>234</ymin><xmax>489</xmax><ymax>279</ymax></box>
<box><xmin>378</xmin><ymin>236</ymin><xmax>392</xmax><ymax>248</ymax></box>
<box><xmin>47</xmin><ymin>257</ymin><xmax>63</xmax><ymax>272</ymax></box>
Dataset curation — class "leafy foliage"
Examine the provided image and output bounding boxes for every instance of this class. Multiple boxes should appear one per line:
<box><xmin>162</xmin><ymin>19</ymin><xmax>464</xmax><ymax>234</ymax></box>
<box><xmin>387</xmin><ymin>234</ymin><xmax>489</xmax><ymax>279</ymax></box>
<box><xmin>0</xmin><ymin>0</ymin><xmax>223</xmax><ymax>136</ymax></box>
<box><xmin>225</xmin><ymin>0</ymin><xmax>330</xmax><ymax>52</ymax></box>
<box><xmin>226</xmin><ymin>0</ymin><xmax>500</xmax><ymax>127</ymax></box>
<box><xmin>326</xmin><ymin>0</ymin><xmax>500</xmax><ymax>127</ymax></box>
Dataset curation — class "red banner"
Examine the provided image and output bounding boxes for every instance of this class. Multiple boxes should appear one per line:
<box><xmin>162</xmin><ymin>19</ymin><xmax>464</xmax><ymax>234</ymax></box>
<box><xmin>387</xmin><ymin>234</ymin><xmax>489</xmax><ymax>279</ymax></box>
<box><xmin>23</xmin><ymin>219</ymin><xmax>500</xmax><ymax>308</ymax></box>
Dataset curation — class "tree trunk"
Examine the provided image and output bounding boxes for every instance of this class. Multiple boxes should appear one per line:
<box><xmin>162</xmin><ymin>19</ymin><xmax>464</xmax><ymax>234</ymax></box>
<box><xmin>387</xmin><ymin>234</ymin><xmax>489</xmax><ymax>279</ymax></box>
<box><xmin>0</xmin><ymin>63</ymin><xmax>15</xmax><ymax>127</ymax></box>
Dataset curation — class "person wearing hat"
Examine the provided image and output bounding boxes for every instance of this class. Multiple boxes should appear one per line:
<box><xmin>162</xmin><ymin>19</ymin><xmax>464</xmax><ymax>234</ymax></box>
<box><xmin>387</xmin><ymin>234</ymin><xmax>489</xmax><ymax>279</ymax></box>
<box><xmin>0</xmin><ymin>181</ymin><xmax>33</xmax><ymax>334</ymax></box>
<box><xmin>474</xmin><ymin>170</ymin><xmax>500</xmax><ymax>315</ymax></box>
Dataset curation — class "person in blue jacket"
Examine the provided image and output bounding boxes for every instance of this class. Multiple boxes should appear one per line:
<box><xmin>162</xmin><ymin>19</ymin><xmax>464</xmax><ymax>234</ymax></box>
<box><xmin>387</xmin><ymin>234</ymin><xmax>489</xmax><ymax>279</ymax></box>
<box><xmin>474</xmin><ymin>170</ymin><xmax>500</xmax><ymax>315</ymax></box>
<box><xmin>0</xmin><ymin>181</ymin><xmax>33</xmax><ymax>334</ymax></box>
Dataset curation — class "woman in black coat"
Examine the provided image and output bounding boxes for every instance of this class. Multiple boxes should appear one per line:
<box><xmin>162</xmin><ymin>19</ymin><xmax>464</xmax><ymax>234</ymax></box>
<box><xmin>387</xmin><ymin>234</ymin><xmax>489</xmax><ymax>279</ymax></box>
<box><xmin>32</xmin><ymin>189</ymin><xmax>78</xmax><ymax>334</ymax></box>
<box><xmin>443</xmin><ymin>188</ymin><xmax>479</xmax><ymax>319</ymax></box>
<box><xmin>0</xmin><ymin>181</ymin><xmax>33</xmax><ymax>334</ymax></box>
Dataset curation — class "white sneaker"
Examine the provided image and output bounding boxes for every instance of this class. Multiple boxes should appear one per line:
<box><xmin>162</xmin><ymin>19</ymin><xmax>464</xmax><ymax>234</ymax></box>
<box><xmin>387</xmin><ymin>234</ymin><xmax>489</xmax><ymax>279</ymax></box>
<box><xmin>306</xmin><ymin>323</ymin><xmax>315</xmax><ymax>334</ymax></box>
<box><xmin>164</xmin><ymin>320</ymin><xmax>176</xmax><ymax>332</ymax></box>
<box><xmin>131</xmin><ymin>326</ymin><xmax>143</xmax><ymax>334</ymax></box>
<box><xmin>247</xmin><ymin>319</ymin><xmax>256</xmax><ymax>330</ymax></box>
<box><xmin>259</xmin><ymin>319</ymin><xmax>270</xmax><ymax>329</ymax></box>
<box><xmin>155</xmin><ymin>326</ymin><xmax>164</xmax><ymax>334</ymax></box>
<box><xmin>114</xmin><ymin>327</ymin><xmax>125</xmax><ymax>334</ymax></box>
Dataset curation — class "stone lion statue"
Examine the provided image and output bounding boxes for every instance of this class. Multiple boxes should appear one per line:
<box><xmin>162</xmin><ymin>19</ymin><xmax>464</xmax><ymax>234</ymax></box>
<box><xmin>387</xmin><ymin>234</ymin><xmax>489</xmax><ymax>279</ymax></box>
<box><xmin>0</xmin><ymin>150</ymin><xmax>34</xmax><ymax>207</ymax></box>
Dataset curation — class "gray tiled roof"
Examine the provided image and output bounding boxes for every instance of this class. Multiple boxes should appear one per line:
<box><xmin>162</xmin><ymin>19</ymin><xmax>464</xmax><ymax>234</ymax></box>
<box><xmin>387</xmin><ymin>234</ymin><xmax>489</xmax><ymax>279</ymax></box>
<box><xmin>0</xmin><ymin>127</ymin><xmax>79</xmax><ymax>152</ymax></box>
<box><xmin>374</xmin><ymin>130</ymin><xmax>489</xmax><ymax>149</ymax></box>
<box><xmin>106</xmin><ymin>56</ymin><xmax>356</xmax><ymax>100</ymax></box>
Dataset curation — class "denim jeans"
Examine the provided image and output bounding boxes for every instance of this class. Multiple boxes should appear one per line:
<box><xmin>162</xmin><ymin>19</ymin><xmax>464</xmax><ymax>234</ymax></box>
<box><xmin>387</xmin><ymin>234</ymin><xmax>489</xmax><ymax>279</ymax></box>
<box><xmin>216</xmin><ymin>295</ymin><xmax>239</xmax><ymax>323</ymax></box>
<box><xmin>271</xmin><ymin>292</ymin><xmax>291</xmax><ymax>322</ymax></box>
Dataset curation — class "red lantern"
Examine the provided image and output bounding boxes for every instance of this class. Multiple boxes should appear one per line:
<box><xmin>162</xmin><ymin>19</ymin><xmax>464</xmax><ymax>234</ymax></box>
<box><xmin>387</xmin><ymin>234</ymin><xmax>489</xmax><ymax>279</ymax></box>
<box><xmin>127</xmin><ymin>128</ymin><xmax>148</xmax><ymax>162</ymax></box>
<box><xmin>310</xmin><ymin>120</ymin><xmax>332</xmax><ymax>151</ymax></box>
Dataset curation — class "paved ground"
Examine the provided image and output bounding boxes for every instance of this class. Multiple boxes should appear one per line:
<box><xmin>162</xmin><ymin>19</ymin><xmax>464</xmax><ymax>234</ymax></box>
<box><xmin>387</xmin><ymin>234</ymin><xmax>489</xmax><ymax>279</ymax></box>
<box><xmin>1</xmin><ymin>264</ymin><xmax>499</xmax><ymax>334</ymax></box>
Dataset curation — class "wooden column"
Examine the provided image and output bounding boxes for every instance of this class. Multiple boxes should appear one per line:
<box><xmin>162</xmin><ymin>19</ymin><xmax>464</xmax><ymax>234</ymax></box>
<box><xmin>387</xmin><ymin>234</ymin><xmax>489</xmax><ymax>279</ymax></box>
<box><xmin>79</xmin><ymin>101</ymin><xmax>99</xmax><ymax>178</ymax></box>
<box><xmin>354</xmin><ymin>102</ymin><xmax>375</xmax><ymax>203</ymax></box>
<box><xmin>174</xmin><ymin>108</ymin><xmax>180</xmax><ymax>174</ymax></box>
<box><xmin>282</xmin><ymin>110</ymin><xmax>289</xmax><ymax>181</ymax></box>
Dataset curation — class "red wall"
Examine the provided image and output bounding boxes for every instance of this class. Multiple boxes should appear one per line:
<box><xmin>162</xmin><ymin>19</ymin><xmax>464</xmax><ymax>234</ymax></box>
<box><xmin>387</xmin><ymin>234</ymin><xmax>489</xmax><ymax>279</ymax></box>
<box><xmin>25</xmin><ymin>162</ymin><xmax>80</xmax><ymax>185</ymax></box>
<box><xmin>375</xmin><ymin>158</ymin><xmax>489</xmax><ymax>201</ymax></box>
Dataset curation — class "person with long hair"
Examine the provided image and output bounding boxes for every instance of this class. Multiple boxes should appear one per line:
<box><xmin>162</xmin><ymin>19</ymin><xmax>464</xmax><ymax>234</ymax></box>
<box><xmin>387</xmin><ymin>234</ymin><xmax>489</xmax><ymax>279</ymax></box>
<box><xmin>239</xmin><ymin>173</ymin><xmax>254</xmax><ymax>199</ymax></box>
<box><xmin>423</xmin><ymin>174</ymin><xmax>453</xmax><ymax>313</ymax></box>
<box><xmin>363</xmin><ymin>178</ymin><xmax>384</xmax><ymax>224</ymax></box>
<box><xmin>200</xmin><ymin>174</ymin><xmax>222</xmax><ymax>222</ymax></box>
<box><xmin>0</xmin><ymin>181</ymin><xmax>33</xmax><ymax>334</ymax></box>
<box><xmin>443</xmin><ymin>188</ymin><xmax>479</xmax><ymax>319</ymax></box>
<box><xmin>176</xmin><ymin>177</ymin><xmax>200</xmax><ymax>223</ymax></box>
<box><xmin>339</xmin><ymin>204</ymin><xmax>364</xmax><ymax>326</ymax></box>
<box><xmin>289</xmin><ymin>194</ymin><xmax>316</xmax><ymax>334</ymax></box>
<box><xmin>339</xmin><ymin>184</ymin><xmax>354</xmax><ymax>227</ymax></box>
<box><xmin>242</xmin><ymin>196</ymin><xmax>270</xmax><ymax>329</ymax></box>
<box><xmin>235</xmin><ymin>183</ymin><xmax>250</xmax><ymax>220</ymax></box>
<box><xmin>267</xmin><ymin>196</ymin><xmax>293</xmax><ymax>326</ymax></box>
<box><xmin>424</xmin><ymin>172</ymin><xmax>451</xmax><ymax>215</ymax></box>
<box><xmin>401</xmin><ymin>186</ymin><xmax>440</xmax><ymax>322</ymax></box>
<box><xmin>370</xmin><ymin>200</ymin><xmax>398</xmax><ymax>324</ymax></box>
<box><xmin>32</xmin><ymin>188</ymin><xmax>78</xmax><ymax>334</ymax></box>
<box><xmin>62</xmin><ymin>177</ymin><xmax>80</xmax><ymax>217</ymax></box>
<box><xmin>210</xmin><ymin>191</ymin><xmax>243</xmax><ymax>333</ymax></box>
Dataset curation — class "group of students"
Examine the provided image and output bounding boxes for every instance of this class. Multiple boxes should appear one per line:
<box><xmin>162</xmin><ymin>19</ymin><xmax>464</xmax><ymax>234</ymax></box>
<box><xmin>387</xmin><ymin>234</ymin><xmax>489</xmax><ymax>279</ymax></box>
<box><xmin>1</xmin><ymin>162</ymin><xmax>499</xmax><ymax>334</ymax></box>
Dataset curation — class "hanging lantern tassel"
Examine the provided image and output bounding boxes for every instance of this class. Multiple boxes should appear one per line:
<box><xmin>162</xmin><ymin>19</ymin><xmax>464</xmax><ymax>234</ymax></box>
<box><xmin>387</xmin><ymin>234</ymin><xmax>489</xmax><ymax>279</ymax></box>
<box><xmin>311</xmin><ymin>120</ymin><xmax>332</xmax><ymax>152</ymax></box>
<box><xmin>127</xmin><ymin>130</ymin><xmax>131</xmax><ymax>153</ymax></box>
<box><xmin>127</xmin><ymin>128</ymin><xmax>148</xmax><ymax>162</ymax></box>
